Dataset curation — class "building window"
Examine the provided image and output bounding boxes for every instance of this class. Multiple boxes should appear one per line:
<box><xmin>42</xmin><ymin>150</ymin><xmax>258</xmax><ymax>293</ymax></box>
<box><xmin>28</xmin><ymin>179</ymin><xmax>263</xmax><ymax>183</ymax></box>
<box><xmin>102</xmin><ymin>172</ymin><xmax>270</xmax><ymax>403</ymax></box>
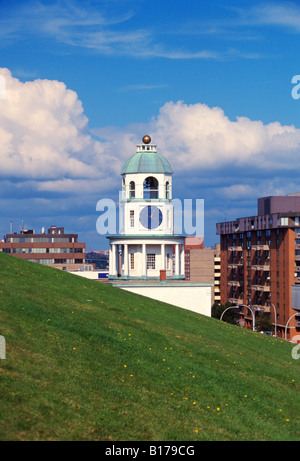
<box><xmin>130</xmin><ymin>253</ymin><xmax>134</xmax><ymax>270</ymax></box>
<box><xmin>34</xmin><ymin>259</ymin><xmax>54</xmax><ymax>264</ymax></box>
<box><xmin>130</xmin><ymin>210</ymin><xmax>134</xmax><ymax>228</ymax></box>
<box><xmin>166</xmin><ymin>253</ymin><xmax>170</xmax><ymax>270</ymax></box>
<box><xmin>143</xmin><ymin>177</ymin><xmax>158</xmax><ymax>199</ymax></box>
<box><xmin>129</xmin><ymin>181</ymin><xmax>135</xmax><ymax>199</ymax></box>
<box><xmin>295</xmin><ymin>217</ymin><xmax>300</xmax><ymax>226</ymax></box>
<box><xmin>147</xmin><ymin>253</ymin><xmax>156</xmax><ymax>269</ymax></box>
<box><xmin>280</xmin><ymin>217</ymin><xmax>288</xmax><ymax>226</ymax></box>
<box><xmin>166</xmin><ymin>181</ymin><xmax>170</xmax><ymax>199</ymax></box>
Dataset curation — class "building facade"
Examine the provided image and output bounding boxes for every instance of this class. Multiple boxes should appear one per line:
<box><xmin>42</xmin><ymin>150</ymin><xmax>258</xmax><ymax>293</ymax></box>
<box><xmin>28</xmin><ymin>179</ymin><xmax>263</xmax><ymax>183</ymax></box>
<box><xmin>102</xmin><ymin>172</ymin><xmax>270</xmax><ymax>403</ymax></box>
<box><xmin>107</xmin><ymin>136</ymin><xmax>185</xmax><ymax>280</ymax></box>
<box><xmin>185</xmin><ymin>238</ymin><xmax>221</xmax><ymax>303</ymax></box>
<box><xmin>0</xmin><ymin>225</ymin><xmax>85</xmax><ymax>270</ymax></box>
<box><xmin>216</xmin><ymin>194</ymin><xmax>300</xmax><ymax>339</ymax></box>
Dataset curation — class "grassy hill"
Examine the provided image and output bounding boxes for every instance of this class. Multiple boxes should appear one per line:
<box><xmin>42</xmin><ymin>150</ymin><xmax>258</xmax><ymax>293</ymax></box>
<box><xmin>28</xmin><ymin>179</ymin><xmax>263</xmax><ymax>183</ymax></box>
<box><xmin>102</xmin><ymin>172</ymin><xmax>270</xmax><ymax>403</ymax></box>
<box><xmin>0</xmin><ymin>252</ymin><xmax>299</xmax><ymax>441</ymax></box>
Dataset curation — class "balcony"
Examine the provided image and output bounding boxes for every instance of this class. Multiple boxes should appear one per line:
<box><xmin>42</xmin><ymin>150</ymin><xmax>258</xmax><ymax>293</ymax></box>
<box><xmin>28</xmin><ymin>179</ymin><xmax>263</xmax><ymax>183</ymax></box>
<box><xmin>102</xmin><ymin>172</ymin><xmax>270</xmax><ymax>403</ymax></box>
<box><xmin>251</xmin><ymin>284</ymin><xmax>271</xmax><ymax>292</ymax></box>
<box><xmin>228</xmin><ymin>280</ymin><xmax>243</xmax><ymax>287</ymax></box>
<box><xmin>252</xmin><ymin>244</ymin><xmax>270</xmax><ymax>251</ymax></box>
<box><xmin>252</xmin><ymin>304</ymin><xmax>271</xmax><ymax>313</ymax></box>
<box><xmin>228</xmin><ymin>246</ymin><xmax>243</xmax><ymax>252</ymax></box>
<box><xmin>228</xmin><ymin>263</ymin><xmax>243</xmax><ymax>269</ymax></box>
<box><xmin>251</xmin><ymin>264</ymin><xmax>270</xmax><ymax>271</ymax></box>
<box><xmin>228</xmin><ymin>297</ymin><xmax>244</xmax><ymax>305</ymax></box>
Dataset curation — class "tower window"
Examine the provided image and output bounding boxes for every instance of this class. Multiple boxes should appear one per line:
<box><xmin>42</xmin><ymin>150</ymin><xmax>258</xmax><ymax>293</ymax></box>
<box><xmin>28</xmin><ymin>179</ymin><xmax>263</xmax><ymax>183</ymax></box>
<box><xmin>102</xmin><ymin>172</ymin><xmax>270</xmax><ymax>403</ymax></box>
<box><xmin>147</xmin><ymin>253</ymin><xmax>156</xmax><ymax>269</ymax></box>
<box><xmin>143</xmin><ymin>177</ymin><xmax>158</xmax><ymax>199</ymax></box>
<box><xmin>129</xmin><ymin>181</ymin><xmax>135</xmax><ymax>198</ymax></box>
<box><xmin>166</xmin><ymin>181</ymin><xmax>170</xmax><ymax>199</ymax></box>
<box><xmin>130</xmin><ymin>210</ymin><xmax>134</xmax><ymax>228</ymax></box>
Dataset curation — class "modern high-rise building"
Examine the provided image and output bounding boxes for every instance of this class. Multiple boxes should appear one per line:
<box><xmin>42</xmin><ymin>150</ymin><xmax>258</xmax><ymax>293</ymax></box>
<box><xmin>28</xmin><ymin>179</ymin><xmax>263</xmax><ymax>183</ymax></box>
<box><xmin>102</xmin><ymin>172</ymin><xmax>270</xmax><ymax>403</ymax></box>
<box><xmin>0</xmin><ymin>225</ymin><xmax>85</xmax><ymax>270</ymax></box>
<box><xmin>216</xmin><ymin>193</ymin><xmax>300</xmax><ymax>339</ymax></box>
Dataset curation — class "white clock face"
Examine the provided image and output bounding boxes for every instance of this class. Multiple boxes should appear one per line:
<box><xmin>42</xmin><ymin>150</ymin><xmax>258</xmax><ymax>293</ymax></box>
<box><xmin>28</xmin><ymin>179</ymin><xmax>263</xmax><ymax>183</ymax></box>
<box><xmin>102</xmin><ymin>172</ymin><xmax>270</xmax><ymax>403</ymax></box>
<box><xmin>139</xmin><ymin>206</ymin><xmax>163</xmax><ymax>229</ymax></box>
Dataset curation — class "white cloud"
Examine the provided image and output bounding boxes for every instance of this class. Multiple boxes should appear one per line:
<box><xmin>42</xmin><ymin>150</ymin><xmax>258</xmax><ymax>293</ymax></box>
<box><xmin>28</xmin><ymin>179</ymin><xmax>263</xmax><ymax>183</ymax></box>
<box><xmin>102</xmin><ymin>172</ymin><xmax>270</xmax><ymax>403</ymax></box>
<box><xmin>0</xmin><ymin>68</ymin><xmax>108</xmax><ymax>186</ymax></box>
<box><xmin>1</xmin><ymin>68</ymin><xmax>299</xmax><ymax>204</ymax></box>
<box><xmin>0</xmin><ymin>1</ymin><xmax>263</xmax><ymax>61</ymax></box>
<box><xmin>219</xmin><ymin>184</ymin><xmax>256</xmax><ymax>200</ymax></box>
<box><xmin>250</xmin><ymin>3</ymin><xmax>300</xmax><ymax>32</ymax></box>
<box><xmin>147</xmin><ymin>101</ymin><xmax>300</xmax><ymax>171</ymax></box>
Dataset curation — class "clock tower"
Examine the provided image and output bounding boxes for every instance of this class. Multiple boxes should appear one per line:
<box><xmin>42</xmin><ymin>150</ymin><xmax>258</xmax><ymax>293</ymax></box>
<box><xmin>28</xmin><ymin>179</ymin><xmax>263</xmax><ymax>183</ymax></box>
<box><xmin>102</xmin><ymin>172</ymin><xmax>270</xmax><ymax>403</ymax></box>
<box><xmin>107</xmin><ymin>136</ymin><xmax>185</xmax><ymax>280</ymax></box>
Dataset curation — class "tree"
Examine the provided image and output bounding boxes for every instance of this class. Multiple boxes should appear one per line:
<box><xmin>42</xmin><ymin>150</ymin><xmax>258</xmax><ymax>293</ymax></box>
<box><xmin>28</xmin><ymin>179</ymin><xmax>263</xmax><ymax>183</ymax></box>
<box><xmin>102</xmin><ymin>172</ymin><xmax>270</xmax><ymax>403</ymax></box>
<box><xmin>255</xmin><ymin>312</ymin><xmax>274</xmax><ymax>333</ymax></box>
<box><xmin>212</xmin><ymin>301</ymin><xmax>240</xmax><ymax>326</ymax></box>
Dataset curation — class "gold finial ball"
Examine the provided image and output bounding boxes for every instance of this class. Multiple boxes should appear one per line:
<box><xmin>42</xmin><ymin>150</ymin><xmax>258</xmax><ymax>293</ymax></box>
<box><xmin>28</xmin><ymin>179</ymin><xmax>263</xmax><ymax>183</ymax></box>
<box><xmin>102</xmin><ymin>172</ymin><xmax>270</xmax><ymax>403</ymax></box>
<box><xmin>142</xmin><ymin>135</ymin><xmax>151</xmax><ymax>144</ymax></box>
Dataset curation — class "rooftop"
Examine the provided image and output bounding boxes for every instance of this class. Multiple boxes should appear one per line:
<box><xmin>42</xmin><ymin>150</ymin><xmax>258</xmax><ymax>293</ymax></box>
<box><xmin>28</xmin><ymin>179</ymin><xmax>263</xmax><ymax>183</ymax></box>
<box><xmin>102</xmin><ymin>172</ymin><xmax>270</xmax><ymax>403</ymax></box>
<box><xmin>121</xmin><ymin>136</ymin><xmax>173</xmax><ymax>175</ymax></box>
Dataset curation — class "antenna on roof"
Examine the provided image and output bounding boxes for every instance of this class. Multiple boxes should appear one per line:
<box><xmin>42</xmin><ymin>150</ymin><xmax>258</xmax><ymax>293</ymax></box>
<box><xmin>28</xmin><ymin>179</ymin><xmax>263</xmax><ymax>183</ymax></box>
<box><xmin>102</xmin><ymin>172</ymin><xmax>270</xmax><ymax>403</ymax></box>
<box><xmin>10</xmin><ymin>220</ymin><xmax>12</xmax><ymax>234</ymax></box>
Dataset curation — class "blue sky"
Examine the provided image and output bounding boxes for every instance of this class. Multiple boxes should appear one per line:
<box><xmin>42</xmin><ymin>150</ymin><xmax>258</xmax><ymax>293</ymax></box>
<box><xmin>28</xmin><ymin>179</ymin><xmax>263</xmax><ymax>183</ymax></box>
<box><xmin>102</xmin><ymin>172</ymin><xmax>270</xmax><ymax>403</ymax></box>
<box><xmin>0</xmin><ymin>0</ymin><xmax>299</xmax><ymax>250</ymax></box>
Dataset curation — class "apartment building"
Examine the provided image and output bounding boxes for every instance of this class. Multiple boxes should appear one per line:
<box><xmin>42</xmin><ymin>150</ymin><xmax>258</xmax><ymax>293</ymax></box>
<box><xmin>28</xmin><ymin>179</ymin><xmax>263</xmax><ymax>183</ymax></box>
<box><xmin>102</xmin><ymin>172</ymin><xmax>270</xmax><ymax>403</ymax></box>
<box><xmin>0</xmin><ymin>225</ymin><xmax>85</xmax><ymax>270</ymax></box>
<box><xmin>216</xmin><ymin>193</ymin><xmax>300</xmax><ymax>339</ymax></box>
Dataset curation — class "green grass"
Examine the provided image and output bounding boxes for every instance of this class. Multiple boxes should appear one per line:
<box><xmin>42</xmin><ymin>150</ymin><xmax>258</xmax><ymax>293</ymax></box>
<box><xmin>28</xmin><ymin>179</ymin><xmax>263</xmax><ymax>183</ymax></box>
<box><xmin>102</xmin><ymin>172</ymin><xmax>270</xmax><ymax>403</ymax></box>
<box><xmin>0</xmin><ymin>252</ymin><xmax>299</xmax><ymax>441</ymax></box>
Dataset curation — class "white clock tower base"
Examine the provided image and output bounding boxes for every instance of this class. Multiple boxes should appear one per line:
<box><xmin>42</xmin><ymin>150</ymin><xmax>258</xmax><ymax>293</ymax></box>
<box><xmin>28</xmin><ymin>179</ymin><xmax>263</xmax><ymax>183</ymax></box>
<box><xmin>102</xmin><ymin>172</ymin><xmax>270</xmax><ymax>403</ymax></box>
<box><xmin>108</xmin><ymin>236</ymin><xmax>185</xmax><ymax>280</ymax></box>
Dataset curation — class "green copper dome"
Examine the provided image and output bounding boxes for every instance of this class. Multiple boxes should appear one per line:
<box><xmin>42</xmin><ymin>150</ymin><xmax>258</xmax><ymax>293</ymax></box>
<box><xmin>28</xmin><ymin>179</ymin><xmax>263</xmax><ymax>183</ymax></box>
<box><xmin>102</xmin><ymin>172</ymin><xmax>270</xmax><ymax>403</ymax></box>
<box><xmin>121</xmin><ymin>145</ymin><xmax>173</xmax><ymax>175</ymax></box>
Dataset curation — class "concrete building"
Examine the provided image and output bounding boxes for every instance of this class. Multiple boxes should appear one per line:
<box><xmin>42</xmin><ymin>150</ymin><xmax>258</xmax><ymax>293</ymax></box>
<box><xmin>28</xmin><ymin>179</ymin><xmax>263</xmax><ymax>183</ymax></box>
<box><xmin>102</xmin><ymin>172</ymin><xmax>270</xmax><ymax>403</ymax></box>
<box><xmin>0</xmin><ymin>225</ymin><xmax>85</xmax><ymax>270</ymax></box>
<box><xmin>216</xmin><ymin>193</ymin><xmax>300</xmax><ymax>339</ymax></box>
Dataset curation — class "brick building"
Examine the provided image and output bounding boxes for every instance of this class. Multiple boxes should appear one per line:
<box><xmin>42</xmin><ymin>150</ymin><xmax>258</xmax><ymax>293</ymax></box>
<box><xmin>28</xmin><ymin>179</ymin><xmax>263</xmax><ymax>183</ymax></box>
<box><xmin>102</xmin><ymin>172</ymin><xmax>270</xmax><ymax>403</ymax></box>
<box><xmin>185</xmin><ymin>237</ymin><xmax>221</xmax><ymax>304</ymax></box>
<box><xmin>0</xmin><ymin>225</ymin><xmax>85</xmax><ymax>270</ymax></box>
<box><xmin>216</xmin><ymin>193</ymin><xmax>300</xmax><ymax>339</ymax></box>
